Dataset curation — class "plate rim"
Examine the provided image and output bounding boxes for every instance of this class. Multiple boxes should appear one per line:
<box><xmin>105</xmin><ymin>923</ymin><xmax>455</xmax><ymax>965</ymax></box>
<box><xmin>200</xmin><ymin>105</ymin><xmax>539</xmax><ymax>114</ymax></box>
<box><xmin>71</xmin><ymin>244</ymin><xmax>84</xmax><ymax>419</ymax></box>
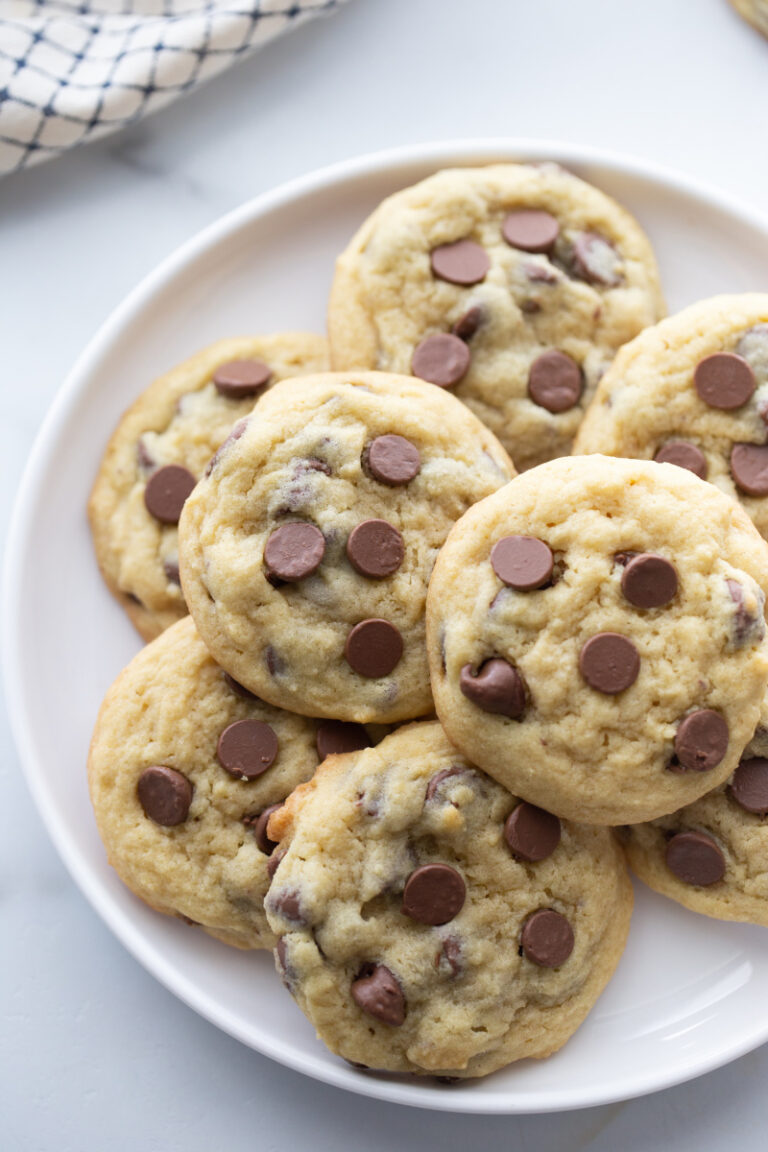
<box><xmin>6</xmin><ymin>136</ymin><xmax>768</xmax><ymax>1114</ymax></box>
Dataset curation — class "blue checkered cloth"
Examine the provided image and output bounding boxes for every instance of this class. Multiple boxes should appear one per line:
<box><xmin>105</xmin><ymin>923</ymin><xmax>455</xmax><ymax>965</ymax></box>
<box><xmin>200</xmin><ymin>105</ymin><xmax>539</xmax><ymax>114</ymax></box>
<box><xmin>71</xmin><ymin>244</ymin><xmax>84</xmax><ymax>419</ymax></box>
<box><xmin>0</xmin><ymin>0</ymin><xmax>350</xmax><ymax>176</ymax></box>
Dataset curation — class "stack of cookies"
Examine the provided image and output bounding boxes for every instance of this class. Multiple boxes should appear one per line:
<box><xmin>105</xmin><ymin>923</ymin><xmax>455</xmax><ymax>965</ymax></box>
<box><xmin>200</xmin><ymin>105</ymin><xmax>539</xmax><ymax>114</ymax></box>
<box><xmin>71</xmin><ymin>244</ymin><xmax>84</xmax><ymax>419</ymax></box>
<box><xmin>87</xmin><ymin>160</ymin><xmax>768</xmax><ymax>1082</ymax></box>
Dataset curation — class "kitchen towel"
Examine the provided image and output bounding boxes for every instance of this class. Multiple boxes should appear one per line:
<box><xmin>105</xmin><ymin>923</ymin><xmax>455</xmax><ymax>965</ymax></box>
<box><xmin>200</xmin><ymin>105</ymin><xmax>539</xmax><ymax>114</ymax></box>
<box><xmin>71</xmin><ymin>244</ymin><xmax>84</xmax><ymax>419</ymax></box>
<box><xmin>0</xmin><ymin>0</ymin><xmax>350</xmax><ymax>177</ymax></box>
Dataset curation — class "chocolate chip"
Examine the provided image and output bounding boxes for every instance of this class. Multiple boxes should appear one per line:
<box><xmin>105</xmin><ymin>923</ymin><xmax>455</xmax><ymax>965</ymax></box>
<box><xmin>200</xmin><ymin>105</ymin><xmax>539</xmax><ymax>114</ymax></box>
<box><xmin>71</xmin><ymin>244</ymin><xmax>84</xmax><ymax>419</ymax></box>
<box><xmin>264</xmin><ymin>522</ymin><xmax>325</xmax><ymax>582</ymax></box>
<box><xmin>205</xmin><ymin>419</ymin><xmax>248</xmax><ymax>476</ymax></box>
<box><xmin>351</xmin><ymin>964</ymin><xmax>406</xmax><ymax>1026</ymax></box>
<box><xmin>163</xmin><ymin>559</ymin><xmax>181</xmax><ymax>586</ymax></box>
<box><xmin>437</xmin><ymin>936</ymin><xmax>463</xmax><ymax>978</ymax></box>
<box><xmin>137</xmin><ymin>766</ymin><xmax>193</xmax><ymax>827</ymax></box>
<box><xmin>430</xmin><ymin>239</ymin><xmax>490</xmax><ymax>286</ymax></box>
<box><xmin>729</xmin><ymin>757</ymin><xmax>768</xmax><ymax>815</ymax></box>
<box><xmin>426</xmin><ymin>765</ymin><xmax>467</xmax><ymax>801</ymax></box>
<box><xmin>266</xmin><ymin>846</ymin><xmax>286</xmax><ymax>880</ymax></box>
<box><xmin>223</xmin><ymin>672</ymin><xmax>260</xmax><ymax>701</ymax></box>
<box><xmin>730</xmin><ymin>443</ymin><xmax>768</xmax><ymax>496</ymax></box>
<box><xmin>579</xmin><ymin>633</ymin><xmax>639</xmax><ymax>694</ymax></box>
<box><xmin>217</xmin><ymin>719</ymin><xmax>278</xmax><ymax>778</ymax></box>
<box><xmin>459</xmin><ymin>659</ymin><xmax>526</xmax><ymax>717</ymax></box>
<box><xmin>726</xmin><ymin>579</ymin><xmax>764</xmax><ymax>646</ymax></box>
<box><xmin>451</xmin><ymin>306</ymin><xmax>483</xmax><ymax>341</ymax></box>
<box><xmin>490</xmin><ymin>535</ymin><xmax>553</xmax><ymax>590</ymax></box>
<box><xmin>665</xmin><ymin>831</ymin><xmax>725</xmax><ymax>886</ymax></box>
<box><xmin>502</xmin><ymin>209</ymin><xmax>559</xmax><ymax>253</ymax></box>
<box><xmin>528</xmin><ymin>350</ymin><xmax>583</xmax><ymax>413</ymax></box>
<box><xmin>411</xmin><ymin>333</ymin><xmax>471</xmax><ymax>388</ymax></box>
<box><xmin>674</xmin><ymin>710</ymin><xmax>729</xmax><ymax>772</ymax></box>
<box><xmin>144</xmin><ymin>465</ymin><xmax>196</xmax><ymax>524</ymax></box>
<box><xmin>265</xmin><ymin>645</ymin><xmax>285</xmax><ymax>678</ymax></box>
<box><xmin>694</xmin><ymin>353</ymin><xmax>755</xmax><ymax>410</ymax></box>
<box><xmin>402</xmin><ymin>864</ymin><xmax>466</xmax><ymax>925</ymax></box>
<box><xmin>272</xmin><ymin>888</ymin><xmax>303</xmax><ymax>922</ymax></box>
<box><xmin>247</xmin><ymin>803</ymin><xmax>283</xmax><ymax>854</ymax></box>
<box><xmin>365</xmin><ymin>435</ymin><xmax>421</xmax><ymax>486</ymax></box>
<box><xmin>521</xmin><ymin>909</ymin><xmax>574</xmax><ymax>967</ymax></box>
<box><xmin>346</xmin><ymin>519</ymin><xmax>404</xmax><ymax>578</ymax></box>
<box><xmin>275</xmin><ymin>937</ymin><xmax>294</xmax><ymax>989</ymax></box>
<box><xmin>654</xmin><ymin>441</ymin><xmax>708</xmax><ymax>479</ymax></box>
<box><xmin>570</xmin><ymin>232</ymin><xmax>622</xmax><ymax>286</ymax></box>
<box><xmin>345</xmin><ymin>619</ymin><xmax>403</xmax><ymax>678</ymax></box>
<box><xmin>620</xmin><ymin>553</ymin><xmax>678</xmax><ymax>609</ymax></box>
<box><xmin>213</xmin><ymin>358</ymin><xmax>272</xmax><ymax>399</ymax></box>
<box><xmin>504</xmin><ymin>803</ymin><xmax>561</xmax><ymax>862</ymax></box>
<box><xmin>136</xmin><ymin>438</ymin><xmax>155</xmax><ymax>469</ymax></box>
<box><xmin>524</xmin><ymin>260</ymin><xmax>559</xmax><ymax>284</ymax></box>
<box><xmin>316</xmin><ymin>720</ymin><xmax>371</xmax><ymax>759</ymax></box>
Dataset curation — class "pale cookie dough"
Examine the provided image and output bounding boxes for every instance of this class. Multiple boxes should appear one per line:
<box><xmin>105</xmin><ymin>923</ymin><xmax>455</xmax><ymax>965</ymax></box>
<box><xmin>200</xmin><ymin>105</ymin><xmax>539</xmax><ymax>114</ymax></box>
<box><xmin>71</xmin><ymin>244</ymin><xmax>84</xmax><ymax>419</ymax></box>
<box><xmin>88</xmin><ymin>615</ymin><xmax>324</xmax><ymax>949</ymax></box>
<box><xmin>264</xmin><ymin>722</ymin><xmax>633</xmax><ymax>1078</ymax></box>
<box><xmin>426</xmin><ymin>455</ymin><xmax>768</xmax><ymax>825</ymax></box>
<box><xmin>574</xmin><ymin>295</ymin><xmax>768</xmax><ymax>544</ymax></box>
<box><xmin>89</xmin><ymin>332</ymin><xmax>328</xmax><ymax>641</ymax></box>
<box><xmin>730</xmin><ymin>0</ymin><xmax>768</xmax><ymax>38</ymax></box>
<box><xmin>328</xmin><ymin>163</ymin><xmax>664</xmax><ymax>472</ymax></box>
<box><xmin>623</xmin><ymin>699</ymin><xmax>768</xmax><ymax>924</ymax></box>
<box><xmin>178</xmin><ymin>371</ymin><xmax>514</xmax><ymax>724</ymax></box>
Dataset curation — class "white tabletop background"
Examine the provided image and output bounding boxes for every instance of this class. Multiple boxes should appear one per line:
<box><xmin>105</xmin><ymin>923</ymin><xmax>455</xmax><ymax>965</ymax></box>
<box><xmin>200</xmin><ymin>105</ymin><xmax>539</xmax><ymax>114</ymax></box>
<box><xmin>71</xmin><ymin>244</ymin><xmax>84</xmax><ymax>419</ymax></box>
<box><xmin>3</xmin><ymin>0</ymin><xmax>768</xmax><ymax>1147</ymax></box>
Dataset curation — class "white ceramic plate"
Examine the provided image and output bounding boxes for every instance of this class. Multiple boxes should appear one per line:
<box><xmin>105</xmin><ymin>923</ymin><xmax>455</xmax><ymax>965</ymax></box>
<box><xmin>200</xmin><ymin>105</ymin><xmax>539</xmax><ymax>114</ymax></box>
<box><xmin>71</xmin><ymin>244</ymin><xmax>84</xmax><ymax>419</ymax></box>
<box><xmin>6</xmin><ymin>139</ymin><xmax>768</xmax><ymax>1114</ymax></box>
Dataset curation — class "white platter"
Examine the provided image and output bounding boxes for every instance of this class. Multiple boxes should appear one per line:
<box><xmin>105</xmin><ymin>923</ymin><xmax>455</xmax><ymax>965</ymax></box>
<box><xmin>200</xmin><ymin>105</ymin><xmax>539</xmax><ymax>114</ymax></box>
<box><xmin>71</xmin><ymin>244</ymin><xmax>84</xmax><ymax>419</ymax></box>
<box><xmin>6</xmin><ymin>139</ymin><xmax>768</xmax><ymax>1114</ymax></box>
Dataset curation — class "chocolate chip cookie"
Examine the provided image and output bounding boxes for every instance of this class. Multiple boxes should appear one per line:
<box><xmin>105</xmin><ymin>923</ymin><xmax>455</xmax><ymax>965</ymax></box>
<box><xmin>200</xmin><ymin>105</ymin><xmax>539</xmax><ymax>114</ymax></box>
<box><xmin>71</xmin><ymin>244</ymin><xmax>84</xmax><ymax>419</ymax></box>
<box><xmin>426</xmin><ymin>455</ymin><xmax>768</xmax><ymax>825</ymax></box>
<box><xmin>89</xmin><ymin>332</ymin><xmax>328</xmax><ymax>641</ymax></box>
<box><xmin>328</xmin><ymin>162</ymin><xmax>664</xmax><ymax>472</ymax></box>
<box><xmin>574</xmin><ymin>295</ymin><xmax>768</xmax><ymax>545</ymax></box>
<box><xmin>178</xmin><ymin>371</ymin><xmax>514</xmax><ymax>723</ymax></box>
<box><xmin>623</xmin><ymin>698</ymin><xmax>768</xmax><ymax>924</ymax></box>
<box><xmin>87</xmin><ymin>616</ymin><xmax>323</xmax><ymax>949</ymax></box>
<box><xmin>264</xmin><ymin>722</ymin><xmax>632</xmax><ymax>1078</ymax></box>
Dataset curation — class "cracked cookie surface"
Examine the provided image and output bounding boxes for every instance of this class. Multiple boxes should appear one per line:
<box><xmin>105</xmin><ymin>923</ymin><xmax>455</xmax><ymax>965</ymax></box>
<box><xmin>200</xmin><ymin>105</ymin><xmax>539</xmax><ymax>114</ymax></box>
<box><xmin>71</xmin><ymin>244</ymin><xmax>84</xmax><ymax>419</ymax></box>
<box><xmin>265</xmin><ymin>722</ymin><xmax>632</xmax><ymax>1078</ymax></box>
<box><xmin>178</xmin><ymin>371</ymin><xmax>514</xmax><ymax>723</ymax></box>
<box><xmin>87</xmin><ymin>616</ymin><xmax>321</xmax><ymax>949</ymax></box>
<box><xmin>89</xmin><ymin>332</ymin><xmax>328</xmax><ymax>640</ymax></box>
<box><xmin>426</xmin><ymin>455</ymin><xmax>768</xmax><ymax>824</ymax></box>
<box><xmin>329</xmin><ymin>163</ymin><xmax>664</xmax><ymax>472</ymax></box>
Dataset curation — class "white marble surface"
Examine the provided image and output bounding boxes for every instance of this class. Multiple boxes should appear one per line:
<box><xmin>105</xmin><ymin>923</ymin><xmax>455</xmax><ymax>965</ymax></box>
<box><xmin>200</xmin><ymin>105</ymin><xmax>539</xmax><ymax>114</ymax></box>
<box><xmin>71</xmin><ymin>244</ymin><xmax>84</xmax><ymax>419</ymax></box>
<box><xmin>3</xmin><ymin>0</ymin><xmax>768</xmax><ymax>1146</ymax></box>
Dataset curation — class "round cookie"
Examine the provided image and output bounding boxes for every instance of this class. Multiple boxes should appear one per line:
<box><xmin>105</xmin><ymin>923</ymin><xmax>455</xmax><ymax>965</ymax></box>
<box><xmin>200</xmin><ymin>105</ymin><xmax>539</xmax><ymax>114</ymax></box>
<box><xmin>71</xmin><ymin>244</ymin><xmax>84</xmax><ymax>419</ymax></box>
<box><xmin>426</xmin><ymin>455</ymin><xmax>768</xmax><ymax>825</ymax></box>
<box><xmin>89</xmin><ymin>332</ymin><xmax>328</xmax><ymax>641</ymax></box>
<box><xmin>574</xmin><ymin>295</ymin><xmax>768</xmax><ymax>545</ymax></box>
<box><xmin>328</xmin><ymin>162</ymin><xmax>664</xmax><ymax>472</ymax></box>
<box><xmin>178</xmin><ymin>371</ymin><xmax>515</xmax><ymax>723</ymax></box>
<box><xmin>88</xmin><ymin>615</ymin><xmax>324</xmax><ymax>949</ymax></box>
<box><xmin>264</xmin><ymin>722</ymin><xmax>633</xmax><ymax>1078</ymax></box>
<box><xmin>623</xmin><ymin>701</ymin><xmax>768</xmax><ymax>924</ymax></box>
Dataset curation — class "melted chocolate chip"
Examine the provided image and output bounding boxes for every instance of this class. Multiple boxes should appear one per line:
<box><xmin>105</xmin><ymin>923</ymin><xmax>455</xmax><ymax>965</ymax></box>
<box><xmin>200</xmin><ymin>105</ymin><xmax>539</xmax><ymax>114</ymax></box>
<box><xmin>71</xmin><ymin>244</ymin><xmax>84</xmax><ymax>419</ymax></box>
<box><xmin>451</xmin><ymin>306</ymin><xmax>484</xmax><ymax>341</ymax></box>
<box><xmin>223</xmin><ymin>672</ymin><xmax>260</xmax><ymax>701</ymax></box>
<box><xmin>247</xmin><ymin>803</ymin><xmax>283</xmax><ymax>854</ymax></box>
<box><xmin>217</xmin><ymin>719</ymin><xmax>278</xmax><ymax>778</ymax></box>
<box><xmin>345</xmin><ymin>619</ymin><xmax>403</xmax><ymax>678</ymax></box>
<box><xmin>694</xmin><ymin>353</ymin><xmax>755</xmax><ymax>410</ymax></box>
<box><xmin>271</xmin><ymin>888</ymin><xmax>303</xmax><ymax>923</ymax></box>
<box><xmin>521</xmin><ymin>909</ymin><xmax>574</xmax><ymax>967</ymax></box>
<box><xmin>426</xmin><ymin>766</ymin><xmax>468</xmax><ymax>802</ymax></box>
<box><xmin>502</xmin><ymin>209</ymin><xmax>560</xmax><ymax>253</ymax></box>
<box><xmin>490</xmin><ymin>535</ymin><xmax>553</xmax><ymax>590</ymax></box>
<box><xmin>674</xmin><ymin>710</ymin><xmax>729</xmax><ymax>772</ymax></box>
<box><xmin>266</xmin><ymin>847</ymin><xmax>286</xmax><ymax>880</ymax></box>
<box><xmin>727</xmin><ymin>579</ymin><xmax>764</xmax><ymax>646</ymax></box>
<box><xmin>264</xmin><ymin>522</ymin><xmax>325</xmax><ymax>582</ymax></box>
<box><xmin>504</xmin><ymin>803</ymin><xmax>561</xmax><ymax>862</ymax></box>
<box><xmin>731</xmin><ymin>443</ymin><xmax>768</xmax><ymax>496</ymax></box>
<box><xmin>437</xmin><ymin>936</ymin><xmax>463</xmax><ymax>978</ymax></box>
<box><xmin>654</xmin><ymin>441</ymin><xmax>708</xmax><ymax>479</ymax></box>
<box><xmin>316</xmin><ymin>720</ymin><xmax>371</xmax><ymax>759</ymax></box>
<box><xmin>346</xmin><ymin>519</ymin><xmax>404</xmax><ymax>578</ymax></box>
<box><xmin>205</xmin><ymin>418</ymin><xmax>248</xmax><ymax>476</ymax></box>
<box><xmin>528</xmin><ymin>350</ymin><xmax>583</xmax><ymax>413</ymax></box>
<box><xmin>411</xmin><ymin>333</ymin><xmax>471</xmax><ymax>388</ymax></box>
<box><xmin>579</xmin><ymin>633</ymin><xmax>639</xmax><ymax>694</ymax></box>
<box><xmin>137</xmin><ymin>766</ymin><xmax>193</xmax><ymax>827</ymax></box>
<box><xmin>351</xmin><ymin>964</ymin><xmax>406</xmax><ymax>1026</ymax></box>
<box><xmin>144</xmin><ymin>465</ymin><xmax>196</xmax><ymax>524</ymax></box>
<box><xmin>136</xmin><ymin>438</ymin><xmax>155</xmax><ymax>470</ymax></box>
<box><xmin>729</xmin><ymin>756</ymin><xmax>768</xmax><ymax>815</ymax></box>
<box><xmin>620</xmin><ymin>554</ymin><xmax>678</xmax><ymax>609</ymax></box>
<box><xmin>213</xmin><ymin>358</ymin><xmax>272</xmax><ymax>398</ymax></box>
<box><xmin>163</xmin><ymin>559</ymin><xmax>181</xmax><ymax>586</ymax></box>
<box><xmin>265</xmin><ymin>645</ymin><xmax>285</xmax><ymax>677</ymax></box>
<box><xmin>430</xmin><ymin>239</ymin><xmax>490</xmax><ymax>286</ymax></box>
<box><xmin>459</xmin><ymin>659</ymin><xmax>526</xmax><ymax>718</ymax></box>
<box><xmin>365</xmin><ymin>435</ymin><xmax>421</xmax><ymax>486</ymax></box>
<box><xmin>570</xmin><ymin>232</ymin><xmax>622</xmax><ymax>286</ymax></box>
<box><xmin>665</xmin><ymin>831</ymin><xmax>725</xmax><ymax>886</ymax></box>
<box><xmin>402</xmin><ymin>864</ymin><xmax>466</xmax><ymax>925</ymax></box>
